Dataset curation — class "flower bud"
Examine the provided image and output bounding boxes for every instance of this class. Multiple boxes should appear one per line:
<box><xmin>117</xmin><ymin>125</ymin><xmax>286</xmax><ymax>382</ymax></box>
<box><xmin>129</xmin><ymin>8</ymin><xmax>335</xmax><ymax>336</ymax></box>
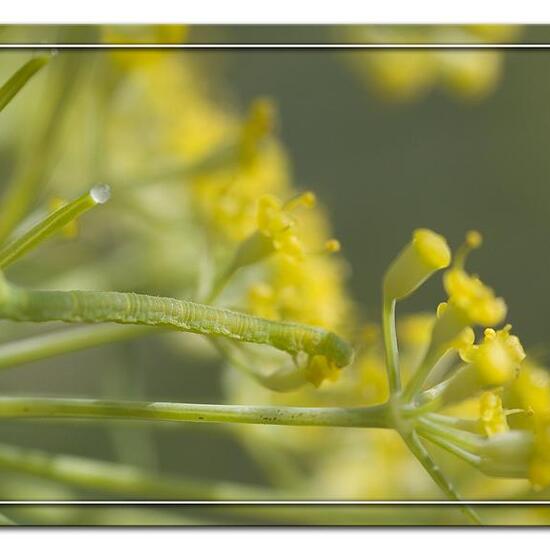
<box><xmin>383</xmin><ymin>228</ymin><xmax>451</xmax><ymax>301</ymax></box>
<box><xmin>478</xmin><ymin>430</ymin><xmax>533</xmax><ymax>478</ymax></box>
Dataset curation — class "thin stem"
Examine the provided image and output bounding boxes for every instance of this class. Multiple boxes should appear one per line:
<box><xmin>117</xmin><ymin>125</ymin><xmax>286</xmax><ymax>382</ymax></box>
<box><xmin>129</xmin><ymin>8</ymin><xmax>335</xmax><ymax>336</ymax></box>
<box><xmin>402</xmin><ymin>430</ymin><xmax>482</xmax><ymax>525</ymax></box>
<box><xmin>0</xmin><ymin>56</ymin><xmax>49</xmax><ymax>114</ymax></box>
<box><xmin>0</xmin><ymin>442</ymin><xmax>273</xmax><ymax>500</ymax></box>
<box><xmin>402</xmin><ymin>347</ymin><xmax>441</xmax><ymax>403</ymax></box>
<box><xmin>382</xmin><ymin>297</ymin><xmax>401</xmax><ymax>393</ymax></box>
<box><xmin>0</xmin><ymin>53</ymin><xmax>84</xmax><ymax>243</ymax></box>
<box><xmin>417</xmin><ymin>416</ymin><xmax>483</xmax><ymax>453</ymax></box>
<box><xmin>0</xmin><ymin>397</ymin><xmax>390</xmax><ymax>429</ymax></box>
<box><xmin>417</xmin><ymin>429</ymin><xmax>482</xmax><ymax>468</ymax></box>
<box><xmin>424</xmin><ymin>412</ymin><xmax>480</xmax><ymax>432</ymax></box>
<box><xmin>0</xmin><ymin>185</ymin><xmax>110</xmax><ymax>269</ymax></box>
<box><xmin>0</xmin><ymin>324</ymin><xmax>153</xmax><ymax>371</ymax></box>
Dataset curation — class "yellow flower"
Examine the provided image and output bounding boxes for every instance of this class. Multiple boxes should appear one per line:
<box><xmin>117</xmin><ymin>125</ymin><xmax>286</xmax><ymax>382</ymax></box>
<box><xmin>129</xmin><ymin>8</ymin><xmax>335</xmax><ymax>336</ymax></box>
<box><xmin>190</xmin><ymin>111</ymin><xmax>290</xmax><ymax>241</ymax></box>
<box><xmin>305</xmin><ymin>355</ymin><xmax>341</xmax><ymax>388</ymax></box>
<box><xmin>256</xmin><ymin>192</ymin><xmax>316</xmax><ymax>260</ymax></box>
<box><xmin>249</xmin><ymin>253</ymin><xmax>351</xmax><ymax>330</ymax></box>
<box><xmin>511</xmin><ymin>362</ymin><xmax>550</xmax><ymax>417</ymax></box>
<box><xmin>102</xmin><ymin>25</ymin><xmax>189</xmax><ymax>67</ymax></box>
<box><xmin>438</xmin><ymin>51</ymin><xmax>502</xmax><ymax>100</ymax></box>
<box><xmin>343</xmin><ymin>26</ymin><xmax>521</xmax><ymax>103</ymax></box>
<box><xmin>443</xmin><ymin>269</ymin><xmax>507</xmax><ymax>327</ymax></box>
<box><xmin>245</xmin><ymin>191</ymin><xmax>351</xmax><ymax>334</ymax></box>
<box><xmin>442</xmin><ymin>231</ymin><xmax>506</xmax><ymax>327</ymax></box>
<box><xmin>359</xmin><ymin>51</ymin><xmax>438</xmax><ymax>101</ymax></box>
<box><xmin>479</xmin><ymin>391</ymin><xmax>509</xmax><ymax>436</ymax></box>
<box><xmin>384</xmin><ymin>228</ymin><xmax>451</xmax><ymax>301</ymax></box>
<box><xmin>239</xmin><ymin>98</ymin><xmax>277</xmax><ymax>166</ymax></box>
<box><xmin>460</xmin><ymin>326</ymin><xmax>525</xmax><ymax>386</ymax></box>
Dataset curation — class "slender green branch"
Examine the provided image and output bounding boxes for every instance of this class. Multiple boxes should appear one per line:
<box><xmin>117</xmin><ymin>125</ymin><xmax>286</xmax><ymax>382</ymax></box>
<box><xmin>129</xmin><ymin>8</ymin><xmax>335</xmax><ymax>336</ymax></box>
<box><xmin>0</xmin><ymin>185</ymin><xmax>110</xmax><ymax>269</ymax></box>
<box><xmin>0</xmin><ymin>53</ymin><xmax>83</xmax><ymax>243</ymax></box>
<box><xmin>402</xmin><ymin>430</ymin><xmax>482</xmax><ymax>525</ymax></box>
<box><xmin>0</xmin><ymin>397</ymin><xmax>390</xmax><ymax>428</ymax></box>
<box><xmin>403</xmin><ymin>348</ymin><xmax>442</xmax><ymax>403</ymax></box>
<box><xmin>0</xmin><ymin>442</ymin><xmax>273</xmax><ymax>500</ymax></box>
<box><xmin>0</xmin><ymin>324</ymin><xmax>152</xmax><ymax>371</ymax></box>
<box><xmin>382</xmin><ymin>297</ymin><xmax>401</xmax><ymax>393</ymax></box>
<box><xmin>424</xmin><ymin>412</ymin><xmax>480</xmax><ymax>432</ymax></box>
<box><xmin>417</xmin><ymin>429</ymin><xmax>482</xmax><ymax>468</ymax></box>
<box><xmin>0</xmin><ymin>56</ymin><xmax>49</xmax><ymax>114</ymax></box>
<box><xmin>417</xmin><ymin>416</ymin><xmax>483</xmax><ymax>453</ymax></box>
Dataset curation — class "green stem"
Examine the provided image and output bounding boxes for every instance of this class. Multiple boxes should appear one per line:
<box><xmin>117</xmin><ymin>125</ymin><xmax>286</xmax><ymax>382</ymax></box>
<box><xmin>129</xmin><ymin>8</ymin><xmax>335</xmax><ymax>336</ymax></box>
<box><xmin>417</xmin><ymin>416</ymin><xmax>483</xmax><ymax>453</ymax></box>
<box><xmin>0</xmin><ymin>397</ymin><xmax>390</xmax><ymax>428</ymax></box>
<box><xmin>417</xmin><ymin>429</ymin><xmax>482</xmax><ymax>468</ymax></box>
<box><xmin>382</xmin><ymin>297</ymin><xmax>401</xmax><ymax>393</ymax></box>
<box><xmin>0</xmin><ymin>324</ymin><xmax>153</xmax><ymax>371</ymax></box>
<box><xmin>402</xmin><ymin>431</ymin><xmax>482</xmax><ymax>525</ymax></box>
<box><xmin>0</xmin><ymin>442</ymin><xmax>273</xmax><ymax>500</ymax></box>
<box><xmin>424</xmin><ymin>412</ymin><xmax>480</xmax><ymax>432</ymax></box>
<box><xmin>0</xmin><ymin>56</ymin><xmax>49</xmax><ymax>114</ymax></box>
<box><xmin>0</xmin><ymin>53</ymin><xmax>83</xmax><ymax>243</ymax></box>
<box><xmin>402</xmin><ymin>347</ymin><xmax>442</xmax><ymax>403</ymax></box>
<box><xmin>0</xmin><ymin>185</ymin><xmax>110</xmax><ymax>269</ymax></box>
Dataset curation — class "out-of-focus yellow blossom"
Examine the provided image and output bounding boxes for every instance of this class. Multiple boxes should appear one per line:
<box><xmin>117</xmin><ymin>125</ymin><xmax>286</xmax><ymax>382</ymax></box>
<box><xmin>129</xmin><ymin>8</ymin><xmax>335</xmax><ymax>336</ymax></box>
<box><xmin>356</xmin><ymin>51</ymin><xmax>438</xmax><ymax>102</ymax></box>
<box><xmin>436</xmin><ymin>50</ymin><xmax>502</xmax><ymax>100</ymax></box>
<box><xmin>243</xmin><ymin>191</ymin><xmax>351</xmax><ymax>334</ymax></box>
<box><xmin>466</xmin><ymin>25</ymin><xmax>521</xmax><ymax>43</ymax></box>
<box><xmin>510</xmin><ymin>362</ymin><xmax>550</xmax><ymax>418</ymax></box>
<box><xmin>342</xmin><ymin>25</ymin><xmax>521</xmax><ymax>102</ymax></box>
<box><xmin>398</xmin><ymin>314</ymin><xmax>435</xmax><ymax>348</ymax></box>
<box><xmin>248</xmin><ymin>253</ymin><xmax>350</xmax><ymax>330</ymax></box>
<box><xmin>479</xmin><ymin>391</ymin><xmax>509</xmax><ymax>436</ymax></box>
<box><xmin>384</xmin><ymin>228</ymin><xmax>451</xmax><ymax>301</ymax></box>
<box><xmin>460</xmin><ymin>326</ymin><xmax>525</xmax><ymax>387</ymax></box>
<box><xmin>190</xmin><ymin>105</ymin><xmax>291</xmax><ymax>241</ymax></box>
<box><xmin>256</xmin><ymin>192</ymin><xmax>316</xmax><ymax>260</ymax></box>
<box><xmin>102</xmin><ymin>25</ymin><xmax>189</xmax><ymax>67</ymax></box>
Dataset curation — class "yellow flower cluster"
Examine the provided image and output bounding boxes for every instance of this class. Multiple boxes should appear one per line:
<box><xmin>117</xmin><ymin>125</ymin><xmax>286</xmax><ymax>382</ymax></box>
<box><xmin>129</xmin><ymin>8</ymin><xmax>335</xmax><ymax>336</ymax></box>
<box><xmin>505</xmin><ymin>363</ymin><xmax>550</xmax><ymax>488</ymax></box>
<box><xmin>100</xmin><ymin>41</ymin><xmax>550</xmax><ymax>505</ymax></box>
<box><xmin>256</xmin><ymin>192</ymin><xmax>316</xmax><ymax>260</ymax></box>
<box><xmin>343</xmin><ymin>25</ymin><xmax>520</xmax><ymax>102</ymax></box>
<box><xmin>105</xmin><ymin>48</ymin><xmax>352</xmax><ymax>387</ymax></box>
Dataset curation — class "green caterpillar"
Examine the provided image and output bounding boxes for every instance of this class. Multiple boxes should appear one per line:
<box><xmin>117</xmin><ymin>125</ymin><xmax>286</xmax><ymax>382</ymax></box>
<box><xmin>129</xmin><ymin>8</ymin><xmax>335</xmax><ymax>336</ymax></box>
<box><xmin>0</xmin><ymin>278</ymin><xmax>354</xmax><ymax>368</ymax></box>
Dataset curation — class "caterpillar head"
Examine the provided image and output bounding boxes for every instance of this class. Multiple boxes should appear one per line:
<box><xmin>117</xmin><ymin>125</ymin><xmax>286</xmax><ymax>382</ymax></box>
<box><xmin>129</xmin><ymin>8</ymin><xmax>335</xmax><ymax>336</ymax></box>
<box><xmin>319</xmin><ymin>331</ymin><xmax>355</xmax><ymax>369</ymax></box>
